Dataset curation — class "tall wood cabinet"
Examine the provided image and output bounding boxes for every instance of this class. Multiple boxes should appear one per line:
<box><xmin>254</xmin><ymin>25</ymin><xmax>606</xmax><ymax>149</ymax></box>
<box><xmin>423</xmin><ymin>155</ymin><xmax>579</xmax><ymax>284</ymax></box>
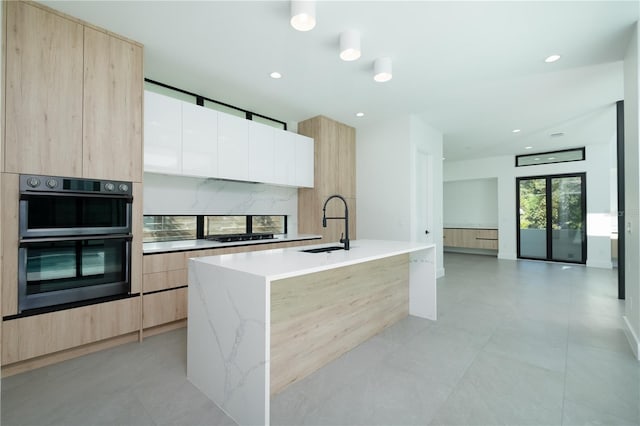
<box><xmin>1</xmin><ymin>1</ymin><xmax>144</xmax><ymax>374</ymax></box>
<box><xmin>83</xmin><ymin>27</ymin><xmax>143</xmax><ymax>182</ymax></box>
<box><xmin>4</xmin><ymin>1</ymin><xmax>84</xmax><ymax>176</ymax></box>
<box><xmin>3</xmin><ymin>1</ymin><xmax>143</xmax><ymax>182</ymax></box>
<box><xmin>298</xmin><ymin>116</ymin><xmax>356</xmax><ymax>242</ymax></box>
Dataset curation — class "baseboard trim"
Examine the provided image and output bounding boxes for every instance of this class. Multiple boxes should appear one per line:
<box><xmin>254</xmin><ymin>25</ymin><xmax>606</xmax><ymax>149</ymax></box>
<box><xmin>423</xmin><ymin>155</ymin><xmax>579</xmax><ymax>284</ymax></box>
<box><xmin>622</xmin><ymin>315</ymin><xmax>640</xmax><ymax>361</ymax></box>
<box><xmin>444</xmin><ymin>247</ymin><xmax>497</xmax><ymax>257</ymax></box>
<box><xmin>498</xmin><ymin>252</ymin><xmax>517</xmax><ymax>260</ymax></box>
<box><xmin>586</xmin><ymin>259</ymin><xmax>613</xmax><ymax>269</ymax></box>
<box><xmin>142</xmin><ymin>319</ymin><xmax>187</xmax><ymax>339</ymax></box>
<box><xmin>1</xmin><ymin>332</ymin><xmax>140</xmax><ymax>377</ymax></box>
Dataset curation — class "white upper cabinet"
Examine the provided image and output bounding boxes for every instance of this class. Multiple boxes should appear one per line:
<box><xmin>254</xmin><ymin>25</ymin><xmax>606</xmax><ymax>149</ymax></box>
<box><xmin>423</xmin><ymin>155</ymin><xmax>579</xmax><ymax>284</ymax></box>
<box><xmin>295</xmin><ymin>134</ymin><xmax>314</xmax><ymax>188</ymax></box>
<box><xmin>144</xmin><ymin>90</ymin><xmax>314</xmax><ymax>187</ymax></box>
<box><xmin>248</xmin><ymin>121</ymin><xmax>275</xmax><ymax>183</ymax></box>
<box><xmin>144</xmin><ymin>91</ymin><xmax>182</xmax><ymax>174</ymax></box>
<box><xmin>273</xmin><ymin>129</ymin><xmax>296</xmax><ymax>186</ymax></box>
<box><xmin>182</xmin><ymin>102</ymin><xmax>218</xmax><ymax>178</ymax></box>
<box><xmin>217</xmin><ymin>112</ymin><xmax>249</xmax><ymax>181</ymax></box>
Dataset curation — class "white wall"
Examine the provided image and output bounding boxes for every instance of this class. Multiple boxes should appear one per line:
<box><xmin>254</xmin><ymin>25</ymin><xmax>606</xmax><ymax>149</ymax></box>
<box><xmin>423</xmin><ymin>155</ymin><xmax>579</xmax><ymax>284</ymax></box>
<box><xmin>356</xmin><ymin>114</ymin><xmax>444</xmax><ymax>276</ymax></box>
<box><xmin>444</xmin><ymin>142</ymin><xmax>614</xmax><ymax>269</ymax></box>
<box><xmin>143</xmin><ymin>173</ymin><xmax>299</xmax><ymax>232</ymax></box>
<box><xmin>444</xmin><ymin>178</ymin><xmax>498</xmax><ymax>228</ymax></box>
<box><xmin>356</xmin><ymin>116</ymin><xmax>412</xmax><ymax>240</ymax></box>
<box><xmin>623</xmin><ymin>22</ymin><xmax>640</xmax><ymax>360</ymax></box>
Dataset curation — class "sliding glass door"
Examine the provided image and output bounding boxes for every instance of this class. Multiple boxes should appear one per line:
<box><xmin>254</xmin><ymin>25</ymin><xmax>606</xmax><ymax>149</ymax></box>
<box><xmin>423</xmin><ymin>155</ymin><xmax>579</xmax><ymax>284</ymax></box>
<box><xmin>517</xmin><ymin>173</ymin><xmax>586</xmax><ymax>264</ymax></box>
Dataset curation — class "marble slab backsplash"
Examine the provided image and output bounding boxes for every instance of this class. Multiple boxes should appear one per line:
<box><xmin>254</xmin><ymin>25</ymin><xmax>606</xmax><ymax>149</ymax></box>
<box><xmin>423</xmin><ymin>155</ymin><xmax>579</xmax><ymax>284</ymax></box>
<box><xmin>143</xmin><ymin>173</ymin><xmax>298</xmax><ymax>232</ymax></box>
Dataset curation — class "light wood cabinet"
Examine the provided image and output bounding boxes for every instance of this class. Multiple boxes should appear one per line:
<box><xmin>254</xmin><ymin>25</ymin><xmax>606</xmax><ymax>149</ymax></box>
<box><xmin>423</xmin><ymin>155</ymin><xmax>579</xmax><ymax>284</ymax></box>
<box><xmin>1</xmin><ymin>173</ymin><xmax>19</xmax><ymax>317</ymax></box>
<box><xmin>131</xmin><ymin>183</ymin><xmax>144</xmax><ymax>294</ymax></box>
<box><xmin>4</xmin><ymin>2</ymin><xmax>143</xmax><ymax>182</ymax></box>
<box><xmin>443</xmin><ymin>228</ymin><xmax>498</xmax><ymax>250</ymax></box>
<box><xmin>298</xmin><ymin>116</ymin><xmax>356</xmax><ymax>242</ymax></box>
<box><xmin>1</xmin><ymin>1</ymin><xmax>145</xmax><ymax>373</ymax></box>
<box><xmin>140</xmin><ymin>239</ymin><xmax>318</xmax><ymax>330</ymax></box>
<box><xmin>143</xmin><ymin>288</ymin><xmax>188</xmax><ymax>329</ymax></box>
<box><xmin>83</xmin><ymin>27</ymin><xmax>143</xmax><ymax>182</ymax></box>
<box><xmin>4</xmin><ymin>1</ymin><xmax>84</xmax><ymax>176</ymax></box>
<box><xmin>2</xmin><ymin>296</ymin><xmax>141</xmax><ymax>365</ymax></box>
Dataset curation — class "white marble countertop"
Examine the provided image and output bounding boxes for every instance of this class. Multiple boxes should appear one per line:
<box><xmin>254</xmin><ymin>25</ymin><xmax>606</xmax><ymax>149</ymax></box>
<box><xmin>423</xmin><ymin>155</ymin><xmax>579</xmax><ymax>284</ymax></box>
<box><xmin>143</xmin><ymin>233</ymin><xmax>322</xmax><ymax>254</ymax></box>
<box><xmin>191</xmin><ymin>239</ymin><xmax>435</xmax><ymax>281</ymax></box>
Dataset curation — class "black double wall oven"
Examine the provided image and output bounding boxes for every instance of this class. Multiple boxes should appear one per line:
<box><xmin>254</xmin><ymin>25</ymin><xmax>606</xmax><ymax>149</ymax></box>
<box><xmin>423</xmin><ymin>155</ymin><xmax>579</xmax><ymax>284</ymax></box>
<box><xmin>18</xmin><ymin>174</ymin><xmax>133</xmax><ymax>314</ymax></box>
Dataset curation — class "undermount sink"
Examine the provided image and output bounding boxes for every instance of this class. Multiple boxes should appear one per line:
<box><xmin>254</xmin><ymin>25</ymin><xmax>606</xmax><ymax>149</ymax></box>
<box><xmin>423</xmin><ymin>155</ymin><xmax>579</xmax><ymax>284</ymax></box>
<box><xmin>300</xmin><ymin>246</ymin><xmax>345</xmax><ymax>254</ymax></box>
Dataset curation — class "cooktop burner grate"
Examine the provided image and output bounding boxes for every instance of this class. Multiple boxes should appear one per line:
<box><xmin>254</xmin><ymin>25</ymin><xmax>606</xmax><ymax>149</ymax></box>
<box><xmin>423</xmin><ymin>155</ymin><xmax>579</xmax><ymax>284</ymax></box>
<box><xmin>205</xmin><ymin>233</ymin><xmax>275</xmax><ymax>243</ymax></box>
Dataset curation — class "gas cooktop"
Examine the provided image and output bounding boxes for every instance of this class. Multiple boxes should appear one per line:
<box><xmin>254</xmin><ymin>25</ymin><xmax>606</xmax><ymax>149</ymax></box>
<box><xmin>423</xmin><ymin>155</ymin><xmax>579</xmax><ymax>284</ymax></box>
<box><xmin>205</xmin><ymin>233</ymin><xmax>275</xmax><ymax>243</ymax></box>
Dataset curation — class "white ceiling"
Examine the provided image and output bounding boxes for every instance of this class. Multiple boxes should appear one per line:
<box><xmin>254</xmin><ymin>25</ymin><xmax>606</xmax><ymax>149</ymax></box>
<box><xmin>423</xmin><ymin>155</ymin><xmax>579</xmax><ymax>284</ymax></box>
<box><xmin>42</xmin><ymin>1</ymin><xmax>639</xmax><ymax>161</ymax></box>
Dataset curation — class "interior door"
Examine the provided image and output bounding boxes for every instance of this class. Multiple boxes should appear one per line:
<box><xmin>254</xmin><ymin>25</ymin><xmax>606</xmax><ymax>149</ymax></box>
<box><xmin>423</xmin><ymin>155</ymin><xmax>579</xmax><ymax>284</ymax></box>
<box><xmin>517</xmin><ymin>173</ymin><xmax>586</xmax><ymax>263</ymax></box>
<box><xmin>415</xmin><ymin>150</ymin><xmax>433</xmax><ymax>244</ymax></box>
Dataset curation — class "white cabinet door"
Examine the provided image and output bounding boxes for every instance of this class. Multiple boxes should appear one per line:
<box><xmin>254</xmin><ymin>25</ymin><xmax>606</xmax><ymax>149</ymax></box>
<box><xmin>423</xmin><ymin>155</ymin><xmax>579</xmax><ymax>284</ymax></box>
<box><xmin>144</xmin><ymin>91</ymin><xmax>182</xmax><ymax>174</ymax></box>
<box><xmin>273</xmin><ymin>129</ymin><xmax>296</xmax><ymax>186</ymax></box>
<box><xmin>217</xmin><ymin>112</ymin><xmax>249</xmax><ymax>181</ymax></box>
<box><xmin>248</xmin><ymin>121</ymin><xmax>275</xmax><ymax>183</ymax></box>
<box><xmin>182</xmin><ymin>102</ymin><xmax>218</xmax><ymax>178</ymax></box>
<box><xmin>295</xmin><ymin>134</ymin><xmax>314</xmax><ymax>188</ymax></box>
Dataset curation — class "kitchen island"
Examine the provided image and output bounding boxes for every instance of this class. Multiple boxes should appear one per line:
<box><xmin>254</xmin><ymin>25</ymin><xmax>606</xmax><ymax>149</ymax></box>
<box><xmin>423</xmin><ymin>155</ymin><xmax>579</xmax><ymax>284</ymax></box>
<box><xmin>187</xmin><ymin>239</ymin><xmax>436</xmax><ymax>426</ymax></box>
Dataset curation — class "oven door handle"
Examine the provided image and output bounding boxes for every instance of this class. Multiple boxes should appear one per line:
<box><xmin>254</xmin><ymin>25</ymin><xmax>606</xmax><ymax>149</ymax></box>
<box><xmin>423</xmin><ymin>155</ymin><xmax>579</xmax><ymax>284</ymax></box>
<box><xmin>20</xmin><ymin>192</ymin><xmax>133</xmax><ymax>201</ymax></box>
<box><xmin>20</xmin><ymin>234</ymin><xmax>133</xmax><ymax>245</ymax></box>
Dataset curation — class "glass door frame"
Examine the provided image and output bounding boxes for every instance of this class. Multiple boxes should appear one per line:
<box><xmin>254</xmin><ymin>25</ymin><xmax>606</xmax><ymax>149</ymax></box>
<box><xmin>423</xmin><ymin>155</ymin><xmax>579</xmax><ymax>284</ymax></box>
<box><xmin>516</xmin><ymin>172</ymin><xmax>587</xmax><ymax>264</ymax></box>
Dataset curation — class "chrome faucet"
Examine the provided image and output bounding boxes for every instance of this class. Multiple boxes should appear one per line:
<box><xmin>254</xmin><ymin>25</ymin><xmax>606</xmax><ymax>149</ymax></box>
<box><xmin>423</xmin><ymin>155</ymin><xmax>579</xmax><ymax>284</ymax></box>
<box><xmin>322</xmin><ymin>194</ymin><xmax>350</xmax><ymax>250</ymax></box>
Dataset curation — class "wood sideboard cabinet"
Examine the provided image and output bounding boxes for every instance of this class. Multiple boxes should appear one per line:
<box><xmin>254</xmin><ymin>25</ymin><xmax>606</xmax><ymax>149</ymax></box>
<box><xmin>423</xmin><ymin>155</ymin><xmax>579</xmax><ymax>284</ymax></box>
<box><xmin>443</xmin><ymin>228</ymin><xmax>498</xmax><ymax>250</ymax></box>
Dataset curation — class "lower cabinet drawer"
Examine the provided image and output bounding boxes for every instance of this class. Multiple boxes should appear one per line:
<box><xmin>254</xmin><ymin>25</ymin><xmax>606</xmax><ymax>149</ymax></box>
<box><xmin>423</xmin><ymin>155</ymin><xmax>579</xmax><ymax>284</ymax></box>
<box><xmin>143</xmin><ymin>269</ymin><xmax>187</xmax><ymax>293</ymax></box>
<box><xmin>142</xmin><ymin>288</ymin><xmax>188</xmax><ymax>329</ymax></box>
<box><xmin>2</xmin><ymin>297</ymin><xmax>141</xmax><ymax>365</ymax></box>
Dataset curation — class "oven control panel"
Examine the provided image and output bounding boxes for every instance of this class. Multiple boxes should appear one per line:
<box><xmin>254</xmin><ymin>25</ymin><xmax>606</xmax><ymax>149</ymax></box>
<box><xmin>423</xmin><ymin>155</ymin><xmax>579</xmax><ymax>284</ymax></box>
<box><xmin>20</xmin><ymin>174</ymin><xmax>133</xmax><ymax>196</ymax></box>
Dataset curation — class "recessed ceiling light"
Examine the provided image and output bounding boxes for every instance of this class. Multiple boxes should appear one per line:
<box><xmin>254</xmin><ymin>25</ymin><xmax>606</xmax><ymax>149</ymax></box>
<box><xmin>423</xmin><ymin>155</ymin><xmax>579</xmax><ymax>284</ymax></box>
<box><xmin>548</xmin><ymin>157</ymin><xmax>556</xmax><ymax>160</ymax></box>
<box><xmin>550</xmin><ymin>132</ymin><xmax>564</xmax><ymax>137</ymax></box>
<box><xmin>270</xmin><ymin>72</ymin><xmax>282</xmax><ymax>79</ymax></box>
<box><xmin>545</xmin><ymin>54</ymin><xmax>561</xmax><ymax>63</ymax></box>
<box><xmin>534</xmin><ymin>158</ymin><xmax>541</xmax><ymax>161</ymax></box>
<box><xmin>525</xmin><ymin>146</ymin><xmax>533</xmax><ymax>150</ymax></box>
<box><xmin>355</xmin><ymin>112</ymin><xmax>364</xmax><ymax>117</ymax></box>
<box><xmin>512</xmin><ymin>129</ymin><xmax>521</xmax><ymax>133</ymax></box>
